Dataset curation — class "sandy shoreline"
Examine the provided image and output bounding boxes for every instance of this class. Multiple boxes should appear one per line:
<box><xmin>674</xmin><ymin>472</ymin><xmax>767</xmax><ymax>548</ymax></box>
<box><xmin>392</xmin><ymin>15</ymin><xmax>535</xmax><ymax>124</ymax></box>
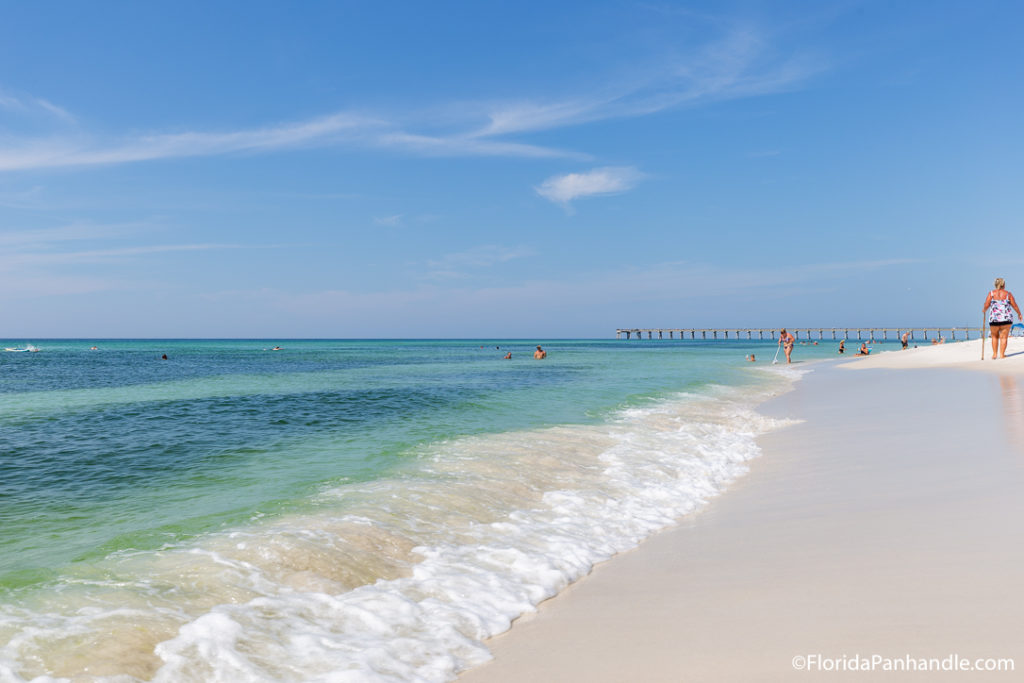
<box><xmin>841</xmin><ymin>337</ymin><xmax>1024</xmax><ymax>373</ymax></box>
<box><xmin>460</xmin><ymin>343</ymin><xmax>1024</xmax><ymax>681</ymax></box>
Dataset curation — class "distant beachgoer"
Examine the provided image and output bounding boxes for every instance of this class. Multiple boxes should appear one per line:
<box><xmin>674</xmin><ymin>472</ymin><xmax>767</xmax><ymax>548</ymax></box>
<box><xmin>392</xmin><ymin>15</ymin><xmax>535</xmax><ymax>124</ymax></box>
<box><xmin>534</xmin><ymin>345</ymin><xmax>547</xmax><ymax>359</ymax></box>
<box><xmin>984</xmin><ymin>277</ymin><xmax>1022</xmax><ymax>359</ymax></box>
<box><xmin>838</xmin><ymin>339</ymin><xmax>845</xmax><ymax>354</ymax></box>
<box><xmin>901</xmin><ymin>331</ymin><xmax>910</xmax><ymax>349</ymax></box>
<box><xmin>503</xmin><ymin>352</ymin><xmax>512</xmax><ymax>359</ymax></box>
<box><xmin>90</xmin><ymin>346</ymin><xmax>98</xmax><ymax>350</ymax></box>
<box><xmin>778</xmin><ymin>329</ymin><xmax>795</xmax><ymax>364</ymax></box>
<box><xmin>857</xmin><ymin>342</ymin><xmax>870</xmax><ymax>356</ymax></box>
<box><xmin>161</xmin><ymin>354</ymin><xmax>168</xmax><ymax>360</ymax></box>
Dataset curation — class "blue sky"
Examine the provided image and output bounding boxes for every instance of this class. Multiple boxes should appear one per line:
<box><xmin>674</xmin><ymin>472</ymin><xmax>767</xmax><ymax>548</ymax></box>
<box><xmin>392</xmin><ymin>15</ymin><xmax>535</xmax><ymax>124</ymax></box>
<box><xmin>1</xmin><ymin>0</ymin><xmax>1021</xmax><ymax>338</ymax></box>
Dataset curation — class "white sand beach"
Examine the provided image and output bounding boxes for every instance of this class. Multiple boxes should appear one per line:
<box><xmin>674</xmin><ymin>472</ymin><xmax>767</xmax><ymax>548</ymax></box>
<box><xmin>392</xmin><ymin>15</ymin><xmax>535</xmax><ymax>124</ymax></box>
<box><xmin>844</xmin><ymin>337</ymin><xmax>1024</xmax><ymax>374</ymax></box>
<box><xmin>460</xmin><ymin>341</ymin><xmax>1024</xmax><ymax>681</ymax></box>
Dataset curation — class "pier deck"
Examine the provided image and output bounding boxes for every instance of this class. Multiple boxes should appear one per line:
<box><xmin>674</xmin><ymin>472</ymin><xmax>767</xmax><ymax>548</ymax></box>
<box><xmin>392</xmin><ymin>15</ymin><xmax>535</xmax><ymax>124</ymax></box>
<box><xmin>615</xmin><ymin>328</ymin><xmax>982</xmax><ymax>341</ymax></box>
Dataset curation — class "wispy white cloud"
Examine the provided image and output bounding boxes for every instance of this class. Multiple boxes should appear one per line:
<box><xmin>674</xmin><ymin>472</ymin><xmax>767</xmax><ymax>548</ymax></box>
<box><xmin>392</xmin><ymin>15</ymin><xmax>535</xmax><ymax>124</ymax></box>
<box><xmin>272</xmin><ymin>190</ymin><xmax>364</xmax><ymax>201</ymax></box>
<box><xmin>425</xmin><ymin>245</ymin><xmax>534</xmax><ymax>280</ymax></box>
<box><xmin>0</xmin><ymin>89</ymin><xmax>76</xmax><ymax>123</ymax></box>
<box><xmin>0</xmin><ymin>221</ymin><xmax>150</xmax><ymax>247</ymax></box>
<box><xmin>0</xmin><ymin>22</ymin><xmax>823</xmax><ymax>173</ymax></box>
<box><xmin>471</xmin><ymin>99</ymin><xmax>604</xmax><ymax>138</ymax></box>
<box><xmin>0</xmin><ymin>220</ymin><xmax>253</xmax><ymax>297</ymax></box>
<box><xmin>535</xmin><ymin>166</ymin><xmax>645</xmax><ymax>207</ymax></box>
<box><xmin>0</xmin><ymin>112</ymin><xmax>583</xmax><ymax>172</ymax></box>
<box><xmin>34</xmin><ymin>98</ymin><xmax>76</xmax><ymax>123</ymax></box>
<box><xmin>7</xmin><ymin>243</ymin><xmax>244</xmax><ymax>267</ymax></box>
<box><xmin>374</xmin><ymin>131</ymin><xmax>580</xmax><ymax>159</ymax></box>
<box><xmin>470</xmin><ymin>26</ymin><xmax>823</xmax><ymax>139</ymax></box>
<box><xmin>373</xmin><ymin>214</ymin><xmax>404</xmax><ymax>227</ymax></box>
<box><xmin>0</xmin><ymin>272</ymin><xmax>132</xmax><ymax>298</ymax></box>
<box><xmin>0</xmin><ymin>184</ymin><xmax>47</xmax><ymax>209</ymax></box>
<box><xmin>806</xmin><ymin>258</ymin><xmax>919</xmax><ymax>272</ymax></box>
<box><xmin>0</xmin><ymin>113</ymin><xmax>375</xmax><ymax>171</ymax></box>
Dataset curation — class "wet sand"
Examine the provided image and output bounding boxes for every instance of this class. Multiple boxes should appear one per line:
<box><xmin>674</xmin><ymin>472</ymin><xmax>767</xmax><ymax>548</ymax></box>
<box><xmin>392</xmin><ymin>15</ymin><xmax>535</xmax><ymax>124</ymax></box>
<box><xmin>460</xmin><ymin>344</ymin><xmax>1024</xmax><ymax>681</ymax></box>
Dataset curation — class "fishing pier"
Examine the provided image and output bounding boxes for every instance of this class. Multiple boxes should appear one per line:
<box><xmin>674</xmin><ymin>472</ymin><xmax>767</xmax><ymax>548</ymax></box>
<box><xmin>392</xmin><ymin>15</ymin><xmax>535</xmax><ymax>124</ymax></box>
<box><xmin>615</xmin><ymin>327</ymin><xmax>982</xmax><ymax>341</ymax></box>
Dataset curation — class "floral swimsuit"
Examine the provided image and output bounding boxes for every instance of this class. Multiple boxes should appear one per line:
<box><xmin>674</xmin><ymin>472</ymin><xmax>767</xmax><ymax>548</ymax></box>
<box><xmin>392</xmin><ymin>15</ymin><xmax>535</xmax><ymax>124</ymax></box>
<box><xmin>989</xmin><ymin>292</ymin><xmax>1013</xmax><ymax>324</ymax></box>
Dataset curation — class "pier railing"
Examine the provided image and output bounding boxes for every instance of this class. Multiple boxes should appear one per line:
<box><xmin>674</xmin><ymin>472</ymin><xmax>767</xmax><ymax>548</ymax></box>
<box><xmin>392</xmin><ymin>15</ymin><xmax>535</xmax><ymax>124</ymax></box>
<box><xmin>615</xmin><ymin>328</ymin><xmax>982</xmax><ymax>341</ymax></box>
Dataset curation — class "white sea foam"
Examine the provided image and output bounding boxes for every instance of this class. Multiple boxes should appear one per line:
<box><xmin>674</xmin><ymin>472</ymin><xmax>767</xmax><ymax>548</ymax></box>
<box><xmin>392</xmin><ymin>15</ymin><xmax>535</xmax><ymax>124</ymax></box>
<box><xmin>0</xmin><ymin>380</ymin><xmax>798</xmax><ymax>683</ymax></box>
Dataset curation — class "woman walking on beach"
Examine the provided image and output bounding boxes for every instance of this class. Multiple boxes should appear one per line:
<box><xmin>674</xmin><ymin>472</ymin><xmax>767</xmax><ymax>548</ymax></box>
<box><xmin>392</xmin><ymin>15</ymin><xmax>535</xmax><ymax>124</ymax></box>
<box><xmin>984</xmin><ymin>277</ymin><xmax>1022</xmax><ymax>359</ymax></box>
<box><xmin>778</xmin><ymin>328</ymin><xmax>795</xmax><ymax>364</ymax></box>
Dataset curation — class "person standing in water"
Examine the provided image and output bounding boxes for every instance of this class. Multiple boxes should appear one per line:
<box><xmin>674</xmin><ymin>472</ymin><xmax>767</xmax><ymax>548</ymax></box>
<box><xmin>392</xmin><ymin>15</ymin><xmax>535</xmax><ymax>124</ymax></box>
<box><xmin>533</xmin><ymin>345</ymin><xmax>547</xmax><ymax>359</ymax></box>
<box><xmin>984</xmin><ymin>277</ymin><xmax>1022</xmax><ymax>359</ymax></box>
<box><xmin>778</xmin><ymin>329</ymin><xmax>795</xmax><ymax>364</ymax></box>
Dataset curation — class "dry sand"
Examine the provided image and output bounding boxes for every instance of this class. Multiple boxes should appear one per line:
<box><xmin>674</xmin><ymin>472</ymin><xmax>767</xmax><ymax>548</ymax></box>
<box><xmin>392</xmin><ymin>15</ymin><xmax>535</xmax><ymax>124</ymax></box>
<box><xmin>843</xmin><ymin>336</ymin><xmax>1024</xmax><ymax>373</ymax></box>
<box><xmin>459</xmin><ymin>343</ymin><xmax>1024</xmax><ymax>682</ymax></box>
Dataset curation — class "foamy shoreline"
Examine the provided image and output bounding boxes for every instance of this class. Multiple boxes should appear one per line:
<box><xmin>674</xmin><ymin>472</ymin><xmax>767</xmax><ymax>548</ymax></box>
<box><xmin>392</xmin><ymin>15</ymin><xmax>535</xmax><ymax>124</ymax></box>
<box><xmin>460</xmin><ymin>344</ymin><xmax>1024</xmax><ymax>681</ymax></box>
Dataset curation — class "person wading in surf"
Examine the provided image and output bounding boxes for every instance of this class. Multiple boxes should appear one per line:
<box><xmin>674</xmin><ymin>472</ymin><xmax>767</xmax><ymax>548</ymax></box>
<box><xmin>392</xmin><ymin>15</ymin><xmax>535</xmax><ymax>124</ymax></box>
<box><xmin>778</xmin><ymin>329</ymin><xmax>795</xmax><ymax>364</ymax></box>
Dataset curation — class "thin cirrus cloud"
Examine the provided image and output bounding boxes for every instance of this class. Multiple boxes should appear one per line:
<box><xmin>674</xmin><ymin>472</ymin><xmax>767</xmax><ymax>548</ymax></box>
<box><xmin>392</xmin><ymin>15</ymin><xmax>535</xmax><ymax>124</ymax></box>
<box><xmin>0</xmin><ymin>24</ymin><xmax>821</xmax><ymax>173</ymax></box>
<box><xmin>0</xmin><ymin>112</ymin><xmax>580</xmax><ymax>172</ymax></box>
<box><xmin>0</xmin><ymin>239</ymin><xmax>248</xmax><ymax>297</ymax></box>
<box><xmin>0</xmin><ymin>221</ymin><xmax>247</xmax><ymax>270</ymax></box>
<box><xmin>535</xmin><ymin>166</ymin><xmax>645</xmax><ymax>207</ymax></box>
<box><xmin>4</xmin><ymin>243</ymin><xmax>246</xmax><ymax>268</ymax></box>
<box><xmin>425</xmin><ymin>245</ymin><xmax>534</xmax><ymax>280</ymax></box>
<box><xmin>0</xmin><ymin>221</ymin><xmax>151</xmax><ymax>247</ymax></box>
<box><xmin>467</xmin><ymin>26</ymin><xmax>823</xmax><ymax>139</ymax></box>
<box><xmin>44</xmin><ymin>243</ymin><xmax>243</xmax><ymax>262</ymax></box>
<box><xmin>373</xmin><ymin>131</ymin><xmax>580</xmax><ymax>159</ymax></box>
<box><xmin>372</xmin><ymin>214</ymin><xmax>404</xmax><ymax>227</ymax></box>
<box><xmin>0</xmin><ymin>113</ymin><xmax>376</xmax><ymax>172</ymax></box>
<box><xmin>0</xmin><ymin>89</ymin><xmax>76</xmax><ymax>123</ymax></box>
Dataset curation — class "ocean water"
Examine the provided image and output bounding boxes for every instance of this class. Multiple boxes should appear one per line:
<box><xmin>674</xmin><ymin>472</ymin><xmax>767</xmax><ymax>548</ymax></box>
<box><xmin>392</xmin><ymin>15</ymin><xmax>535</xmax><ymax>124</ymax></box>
<box><xmin>0</xmin><ymin>338</ymin><xmax>854</xmax><ymax>682</ymax></box>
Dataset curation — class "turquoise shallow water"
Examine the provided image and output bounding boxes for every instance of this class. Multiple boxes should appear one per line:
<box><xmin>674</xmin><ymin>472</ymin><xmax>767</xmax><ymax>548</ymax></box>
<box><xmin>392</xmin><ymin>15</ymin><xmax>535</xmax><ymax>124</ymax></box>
<box><xmin>0</xmin><ymin>338</ymin><xmax>882</xmax><ymax>681</ymax></box>
<box><xmin>2</xmin><ymin>339</ymin><xmax>765</xmax><ymax>583</ymax></box>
